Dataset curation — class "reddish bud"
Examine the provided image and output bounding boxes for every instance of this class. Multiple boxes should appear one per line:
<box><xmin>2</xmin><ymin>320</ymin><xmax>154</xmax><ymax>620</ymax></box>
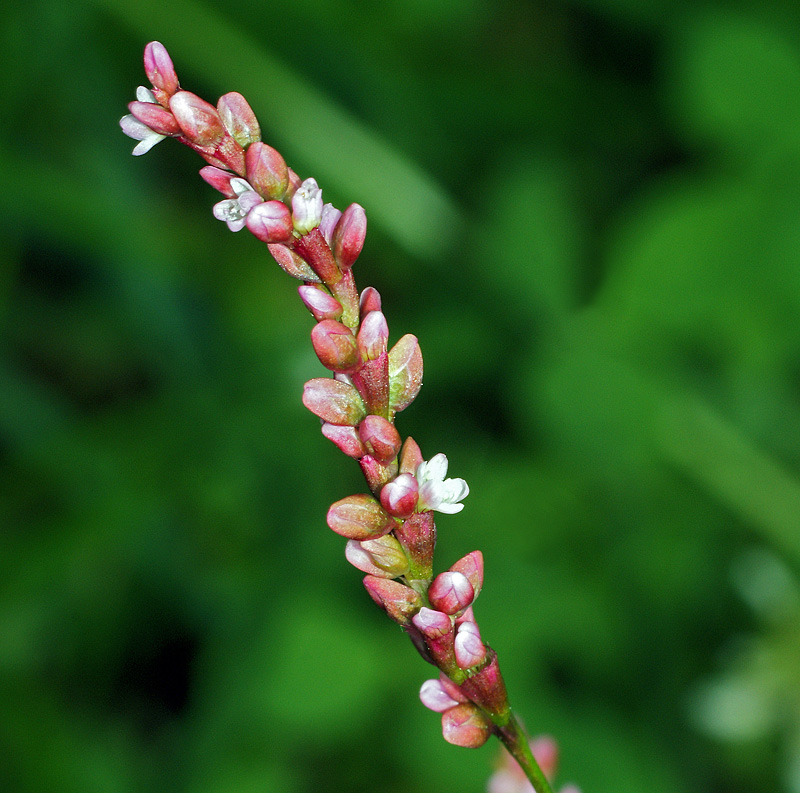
<box><xmin>388</xmin><ymin>334</ymin><xmax>423</xmax><ymax>414</ymax></box>
<box><xmin>245</xmin><ymin>142</ymin><xmax>289</xmax><ymax>200</ymax></box>
<box><xmin>419</xmin><ymin>679</ymin><xmax>461</xmax><ymax>713</ymax></box>
<box><xmin>428</xmin><ymin>571</ymin><xmax>474</xmax><ymax>615</ymax></box>
<box><xmin>363</xmin><ymin>575</ymin><xmax>422</xmax><ymax>626</ymax></box>
<box><xmin>245</xmin><ymin>200</ymin><xmax>293</xmax><ymax>244</ymax></box>
<box><xmin>358</xmin><ymin>311</ymin><xmax>389</xmax><ymax>361</ymax></box>
<box><xmin>327</xmin><ymin>494</ymin><xmax>395</xmax><ymax>540</ymax></box>
<box><xmin>298</xmin><ymin>285</ymin><xmax>343</xmax><ymax>321</ymax></box>
<box><xmin>454</xmin><ymin>621</ymin><xmax>487</xmax><ymax>669</ymax></box>
<box><xmin>169</xmin><ymin>91</ymin><xmax>225</xmax><ymax>146</ymax></box>
<box><xmin>412</xmin><ymin>607</ymin><xmax>452</xmax><ymax>640</ymax></box>
<box><xmin>449</xmin><ymin>551</ymin><xmax>484</xmax><ymax>600</ymax></box>
<box><xmin>144</xmin><ymin>41</ymin><xmax>179</xmax><ymax>97</ymax></box>
<box><xmin>359</xmin><ymin>286</ymin><xmax>382</xmax><ymax>315</ymax></box>
<box><xmin>199</xmin><ymin>166</ymin><xmax>237</xmax><ymax>197</ymax></box>
<box><xmin>345</xmin><ymin>535</ymin><xmax>409</xmax><ymax>578</ymax></box>
<box><xmin>332</xmin><ymin>202</ymin><xmax>367</xmax><ymax>270</ymax></box>
<box><xmin>127</xmin><ymin>101</ymin><xmax>180</xmax><ymax>135</ymax></box>
<box><xmin>302</xmin><ymin>377</ymin><xmax>366</xmax><ymax>426</ymax></box>
<box><xmin>320</xmin><ymin>422</ymin><xmax>366</xmax><ymax>459</ymax></box>
<box><xmin>438</xmin><ymin>673</ymin><xmax>469</xmax><ymax>704</ymax></box>
<box><xmin>311</xmin><ymin>320</ymin><xmax>359</xmax><ymax>374</ymax></box>
<box><xmin>441</xmin><ymin>703</ymin><xmax>491</xmax><ymax>748</ymax></box>
<box><xmin>399</xmin><ymin>436</ymin><xmax>423</xmax><ymax>475</ymax></box>
<box><xmin>379</xmin><ymin>473</ymin><xmax>419</xmax><ymax>518</ymax></box>
<box><xmin>319</xmin><ymin>203</ymin><xmax>342</xmax><ymax>244</ymax></box>
<box><xmin>357</xmin><ymin>415</ymin><xmax>401</xmax><ymax>464</ymax></box>
<box><xmin>359</xmin><ymin>453</ymin><xmax>398</xmax><ymax>493</ymax></box>
<box><xmin>217</xmin><ymin>92</ymin><xmax>261</xmax><ymax>148</ymax></box>
<box><xmin>394</xmin><ymin>510</ymin><xmax>435</xmax><ymax>580</ymax></box>
<box><xmin>268</xmin><ymin>244</ymin><xmax>320</xmax><ymax>282</ymax></box>
<box><xmin>458</xmin><ymin>651</ymin><xmax>510</xmax><ymax>718</ymax></box>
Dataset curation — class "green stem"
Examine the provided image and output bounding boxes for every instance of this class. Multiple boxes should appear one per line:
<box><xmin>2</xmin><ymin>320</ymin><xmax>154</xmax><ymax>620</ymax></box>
<box><xmin>495</xmin><ymin>713</ymin><xmax>555</xmax><ymax>793</ymax></box>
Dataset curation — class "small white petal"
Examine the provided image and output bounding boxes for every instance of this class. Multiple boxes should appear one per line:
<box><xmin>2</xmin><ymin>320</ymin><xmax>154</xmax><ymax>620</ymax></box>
<box><xmin>120</xmin><ymin>114</ymin><xmax>151</xmax><ymax>140</ymax></box>
<box><xmin>230</xmin><ymin>178</ymin><xmax>254</xmax><ymax>196</ymax></box>
<box><xmin>442</xmin><ymin>478</ymin><xmax>469</xmax><ymax>503</ymax></box>
<box><xmin>434</xmin><ymin>501</ymin><xmax>465</xmax><ymax>515</ymax></box>
<box><xmin>136</xmin><ymin>85</ymin><xmax>157</xmax><ymax>103</ymax></box>
<box><xmin>131</xmin><ymin>132</ymin><xmax>166</xmax><ymax>155</ymax></box>
<box><xmin>226</xmin><ymin>217</ymin><xmax>248</xmax><ymax>232</ymax></box>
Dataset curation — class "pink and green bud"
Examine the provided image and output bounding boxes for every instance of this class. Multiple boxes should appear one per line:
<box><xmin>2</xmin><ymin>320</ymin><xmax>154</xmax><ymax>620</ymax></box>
<box><xmin>357</xmin><ymin>311</ymin><xmax>389</xmax><ymax>362</ymax></box>
<box><xmin>359</xmin><ymin>453</ymin><xmax>398</xmax><ymax>493</ymax></box>
<box><xmin>454</xmin><ymin>621</ymin><xmax>487</xmax><ymax>669</ymax></box>
<box><xmin>245</xmin><ymin>142</ymin><xmax>289</xmax><ymax>200</ymax></box>
<box><xmin>302</xmin><ymin>377</ymin><xmax>366</xmax><ymax>426</ymax></box>
<box><xmin>412</xmin><ymin>607</ymin><xmax>452</xmax><ymax>640</ymax></box>
<box><xmin>359</xmin><ymin>286</ymin><xmax>382</xmax><ymax>315</ymax></box>
<box><xmin>311</xmin><ymin>320</ymin><xmax>360</xmax><ymax>373</ymax></box>
<box><xmin>144</xmin><ymin>41</ymin><xmax>179</xmax><ymax>98</ymax></box>
<box><xmin>169</xmin><ymin>91</ymin><xmax>225</xmax><ymax>146</ymax></box>
<box><xmin>399</xmin><ymin>436</ymin><xmax>424</xmax><ymax>476</ymax></box>
<box><xmin>217</xmin><ymin>92</ymin><xmax>261</xmax><ymax>149</ymax></box>
<box><xmin>345</xmin><ymin>535</ymin><xmax>409</xmax><ymax>578</ymax></box>
<box><xmin>458</xmin><ymin>651</ymin><xmax>510</xmax><ymax>719</ymax></box>
<box><xmin>419</xmin><ymin>679</ymin><xmax>461</xmax><ymax>713</ymax></box>
<box><xmin>321</xmin><ymin>422</ymin><xmax>366</xmax><ymax>459</ymax></box>
<box><xmin>284</xmin><ymin>167</ymin><xmax>303</xmax><ymax>200</ymax></box>
<box><xmin>428</xmin><ymin>571</ymin><xmax>474</xmax><ymax>615</ymax></box>
<box><xmin>441</xmin><ymin>703</ymin><xmax>491</xmax><ymax>748</ymax></box>
<box><xmin>319</xmin><ymin>203</ymin><xmax>342</xmax><ymax>245</ymax></box>
<box><xmin>388</xmin><ymin>334</ymin><xmax>423</xmax><ymax>414</ymax></box>
<box><xmin>128</xmin><ymin>100</ymin><xmax>180</xmax><ymax>135</ymax></box>
<box><xmin>379</xmin><ymin>473</ymin><xmax>419</xmax><ymax>518</ymax></box>
<box><xmin>327</xmin><ymin>494</ymin><xmax>395</xmax><ymax>540</ymax></box>
<box><xmin>245</xmin><ymin>200</ymin><xmax>294</xmax><ymax>244</ymax></box>
<box><xmin>292</xmin><ymin>177</ymin><xmax>323</xmax><ymax>234</ymax></box>
<box><xmin>357</xmin><ymin>415</ymin><xmax>401</xmax><ymax>464</ymax></box>
<box><xmin>200</xmin><ymin>165</ymin><xmax>238</xmax><ymax>197</ymax></box>
<box><xmin>394</xmin><ymin>510</ymin><xmax>435</xmax><ymax>580</ymax></box>
<box><xmin>449</xmin><ymin>551</ymin><xmax>484</xmax><ymax>600</ymax></box>
<box><xmin>268</xmin><ymin>243</ymin><xmax>320</xmax><ymax>282</ymax></box>
<box><xmin>363</xmin><ymin>575</ymin><xmax>422</xmax><ymax>626</ymax></box>
<box><xmin>298</xmin><ymin>285</ymin><xmax>343</xmax><ymax>321</ymax></box>
<box><xmin>332</xmin><ymin>203</ymin><xmax>367</xmax><ymax>270</ymax></box>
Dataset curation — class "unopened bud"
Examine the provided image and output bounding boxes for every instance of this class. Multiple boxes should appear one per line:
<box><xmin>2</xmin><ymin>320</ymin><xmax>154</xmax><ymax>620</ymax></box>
<box><xmin>357</xmin><ymin>311</ymin><xmax>389</xmax><ymax>361</ymax></box>
<box><xmin>428</xmin><ymin>571</ymin><xmax>474</xmax><ymax>615</ymax></box>
<box><xmin>268</xmin><ymin>244</ymin><xmax>320</xmax><ymax>282</ymax></box>
<box><xmin>200</xmin><ymin>165</ymin><xmax>237</xmax><ymax>197</ymax></box>
<box><xmin>128</xmin><ymin>101</ymin><xmax>180</xmax><ymax>135</ymax></box>
<box><xmin>363</xmin><ymin>575</ymin><xmax>422</xmax><ymax>626</ymax></box>
<box><xmin>388</xmin><ymin>334</ymin><xmax>423</xmax><ymax>414</ymax></box>
<box><xmin>327</xmin><ymin>494</ymin><xmax>395</xmax><ymax>540</ymax></box>
<box><xmin>359</xmin><ymin>286</ymin><xmax>382</xmax><ymax>315</ymax></box>
<box><xmin>169</xmin><ymin>91</ymin><xmax>225</xmax><ymax>146</ymax></box>
<box><xmin>320</xmin><ymin>422</ymin><xmax>366</xmax><ymax>459</ymax></box>
<box><xmin>245</xmin><ymin>200</ymin><xmax>294</xmax><ymax>244</ymax></box>
<box><xmin>319</xmin><ymin>203</ymin><xmax>342</xmax><ymax>244</ymax></box>
<box><xmin>419</xmin><ymin>679</ymin><xmax>461</xmax><ymax>713</ymax></box>
<box><xmin>357</xmin><ymin>415</ymin><xmax>401</xmax><ymax>464</ymax></box>
<box><xmin>292</xmin><ymin>177</ymin><xmax>323</xmax><ymax>234</ymax></box>
<box><xmin>412</xmin><ymin>607</ymin><xmax>452</xmax><ymax>640</ymax></box>
<box><xmin>454</xmin><ymin>621</ymin><xmax>487</xmax><ymax>669</ymax></box>
<box><xmin>332</xmin><ymin>203</ymin><xmax>367</xmax><ymax>270</ymax></box>
<box><xmin>311</xmin><ymin>320</ymin><xmax>359</xmax><ymax>374</ymax></box>
<box><xmin>345</xmin><ymin>535</ymin><xmax>409</xmax><ymax>578</ymax></box>
<box><xmin>449</xmin><ymin>551</ymin><xmax>484</xmax><ymax>600</ymax></box>
<box><xmin>144</xmin><ymin>41</ymin><xmax>179</xmax><ymax>97</ymax></box>
<box><xmin>245</xmin><ymin>142</ymin><xmax>289</xmax><ymax>200</ymax></box>
<box><xmin>217</xmin><ymin>92</ymin><xmax>261</xmax><ymax>148</ymax></box>
<box><xmin>298</xmin><ymin>285</ymin><xmax>343</xmax><ymax>321</ymax></box>
<box><xmin>399</xmin><ymin>436</ymin><xmax>423</xmax><ymax>475</ymax></box>
<box><xmin>302</xmin><ymin>377</ymin><xmax>366</xmax><ymax>426</ymax></box>
<box><xmin>441</xmin><ymin>703</ymin><xmax>491</xmax><ymax>748</ymax></box>
<box><xmin>379</xmin><ymin>473</ymin><xmax>419</xmax><ymax>518</ymax></box>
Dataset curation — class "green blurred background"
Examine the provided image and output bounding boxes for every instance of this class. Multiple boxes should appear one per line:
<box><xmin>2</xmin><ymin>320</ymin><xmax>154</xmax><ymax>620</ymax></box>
<box><xmin>3</xmin><ymin>0</ymin><xmax>800</xmax><ymax>791</ymax></box>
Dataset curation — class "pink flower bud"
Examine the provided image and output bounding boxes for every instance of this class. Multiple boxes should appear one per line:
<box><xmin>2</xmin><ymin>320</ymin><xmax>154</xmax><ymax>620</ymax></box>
<box><xmin>419</xmin><ymin>679</ymin><xmax>460</xmax><ymax>713</ymax></box>
<box><xmin>245</xmin><ymin>201</ymin><xmax>294</xmax><ymax>244</ymax></box>
<box><xmin>428</xmin><ymin>571</ymin><xmax>474</xmax><ymax>615</ymax></box>
<box><xmin>363</xmin><ymin>575</ymin><xmax>422</xmax><ymax>626</ymax></box>
<box><xmin>327</xmin><ymin>494</ymin><xmax>395</xmax><ymax>540</ymax></box>
<box><xmin>359</xmin><ymin>286</ymin><xmax>382</xmax><ymax>315</ymax></box>
<box><xmin>449</xmin><ymin>551</ymin><xmax>484</xmax><ymax>600</ymax></box>
<box><xmin>458</xmin><ymin>651</ymin><xmax>509</xmax><ymax>718</ymax></box>
<box><xmin>319</xmin><ymin>203</ymin><xmax>342</xmax><ymax>244</ymax></box>
<box><xmin>441</xmin><ymin>703</ymin><xmax>491</xmax><ymax>748</ymax></box>
<box><xmin>438</xmin><ymin>673</ymin><xmax>469</xmax><ymax>704</ymax></box>
<box><xmin>388</xmin><ymin>334</ymin><xmax>423</xmax><ymax>414</ymax></box>
<box><xmin>357</xmin><ymin>415</ymin><xmax>401</xmax><ymax>464</ymax></box>
<box><xmin>454</xmin><ymin>621</ymin><xmax>487</xmax><ymax>669</ymax></box>
<box><xmin>169</xmin><ymin>91</ymin><xmax>225</xmax><ymax>146</ymax></box>
<box><xmin>399</xmin><ymin>436</ymin><xmax>423</xmax><ymax>475</ymax></box>
<box><xmin>298</xmin><ymin>285</ymin><xmax>343</xmax><ymax>321</ymax></box>
<box><xmin>331</xmin><ymin>203</ymin><xmax>367</xmax><ymax>270</ymax></box>
<box><xmin>357</xmin><ymin>311</ymin><xmax>389</xmax><ymax>361</ymax></box>
<box><xmin>292</xmin><ymin>177</ymin><xmax>323</xmax><ymax>234</ymax></box>
<box><xmin>199</xmin><ymin>166</ymin><xmax>238</xmax><ymax>197</ymax></box>
<box><xmin>311</xmin><ymin>320</ymin><xmax>360</xmax><ymax>374</ymax></box>
<box><xmin>379</xmin><ymin>473</ymin><xmax>419</xmax><ymax>518</ymax></box>
<box><xmin>320</xmin><ymin>422</ymin><xmax>366</xmax><ymax>459</ymax></box>
<box><xmin>345</xmin><ymin>535</ymin><xmax>409</xmax><ymax>578</ymax></box>
<box><xmin>245</xmin><ymin>142</ymin><xmax>289</xmax><ymax>200</ymax></box>
<box><xmin>217</xmin><ymin>92</ymin><xmax>261</xmax><ymax>148</ymax></box>
<box><xmin>412</xmin><ymin>607</ymin><xmax>452</xmax><ymax>640</ymax></box>
<box><xmin>394</xmin><ymin>510</ymin><xmax>435</xmax><ymax>580</ymax></box>
<box><xmin>127</xmin><ymin>101</ymin><xmax>180</xmax><ymax>135</ymax></box>
<box><xmin>144</xmin><ymin>41</ymin><xmax>179</xmax><ymax>97</ymax></box>
<box><xmin>302</xmin><ymin>377</ymin><xmax>366</xmax><ymax>426</ymax></box>
<box><xmin>268</xmin><ymin>244</ymin><xmax>320</xmax><ymax>282</ymax></box>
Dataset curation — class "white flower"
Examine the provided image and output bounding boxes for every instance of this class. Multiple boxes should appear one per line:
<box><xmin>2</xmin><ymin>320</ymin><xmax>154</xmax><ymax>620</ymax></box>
<box><xmin>291</xmin><ymin>177</ymin><xmax>323</xmax><ymax>234</ymax></box>
<box><xmin>212</xmin><ymin>178</ymin><xmax>263</xmax><ymax>232</ymax></box>
<box><xmin>416</xmin><ymin>453</ymin><xmax>469</xmax><ymax>514</ymax></box>
<box><xmin>119</xmin><ymin>86</ymin><xmax>167</xmax><ymax>156</ymax></box>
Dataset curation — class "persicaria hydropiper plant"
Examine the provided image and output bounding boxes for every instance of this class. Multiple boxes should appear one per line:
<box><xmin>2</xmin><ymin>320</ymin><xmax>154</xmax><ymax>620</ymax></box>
<box><xmin>121</xmin><ymin>41</ymin><xmax>580</xmax><ymax>793</ymax></box>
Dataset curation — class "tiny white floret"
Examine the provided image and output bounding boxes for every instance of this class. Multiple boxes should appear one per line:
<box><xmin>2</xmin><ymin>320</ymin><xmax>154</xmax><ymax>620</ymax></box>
<box><xmin>416</xmin><ymin>453</ymin><xmax>469</xmax><ymax>514</ymax></box>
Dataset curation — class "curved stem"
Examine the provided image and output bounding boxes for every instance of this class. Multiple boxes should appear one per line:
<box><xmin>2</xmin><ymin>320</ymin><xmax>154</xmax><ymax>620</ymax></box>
<box><xmin>496</xmin><ymin>713</ymin><xmax>555</xmax><ymax>793</ymax></box>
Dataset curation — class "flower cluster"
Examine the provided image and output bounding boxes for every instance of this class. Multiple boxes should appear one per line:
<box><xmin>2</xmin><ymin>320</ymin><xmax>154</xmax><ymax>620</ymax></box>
<box><xmin>121</xmin><ymin>42</ymin><xmax>563</xmax><ymax>793</ymax></box>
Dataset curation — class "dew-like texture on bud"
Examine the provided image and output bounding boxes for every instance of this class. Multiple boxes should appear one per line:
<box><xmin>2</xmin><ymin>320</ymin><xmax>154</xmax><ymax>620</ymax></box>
<box><xmin>217</xmin><ymin>92</ymin><xmax>261</xmax><ymax>148</ymax></box>
<box><xmin>363</xmin><ymin>575</ymin><xmax>422</xmax><ymax>625</ymax></box>
<box><xmin>311</xmin><ymin>320</ymin><xmax>360</xmax><ymax>373</ymax></box>
<box><xmin>357</xmin><ymin>415</ymin><xmax>401</xmax><ymax>464</ymax></box>
<box><xmin>454</xmin><ymin>621</ymin><xmax>487</xmax><ymax>669</ymax></box>
<box><xmin>332</xmin><ymin>203</ymin><xmax>367</xmax><ymax>270</ymax></box>
<box><xmin>345</xmin><ymin>535</ymin><xmax>409</xmax><ymax>577</ymax></box>
<box><xmin>357</xmin><ymin>311</ymin><xmax>389</xmax><ymax>362</ymax></box>
<box><xmin>245</xmin><ymin>142</ymin><xmax>289</xmax><ymax>200</ymax></box>
<box><xmin>388</xmin><ymin>334</ymin><xmax>423</xmax><ymax>414</ymax></box>
<box><xmin>144</xmin><ymin>41</ymin><xmax>179</xmax><ymax>96</ymax></box>
<box><xmin>268</xmin><ymin>244</ymin><xmax>320</xmax><ymax>282</ymax></box>
<box><xmin>419</xmin><ymin>679</ymin><xmax>460</xmax><ymax>713</ymax></box>
<box><xmin>399</xmin><ymin>436</ymin><xmax>423</xmax><ymax>475</ymax></box>
<box><xmin>245</xmin><ymin>201</ymin><xmax>294</xmax><ymax>244</ymax></box>
<box><xmin>429</xmin><ymin>571</ymin><xmax>474</xmax><ymax>615</ymax></box>
<box><xmin>441</xmin><ymin>703</ymin><xmax>491</xmax><ymax>748</ymax></box>
<box><xmin>302</xmin><ymin>378</ymin><xmax>366</xmax><ymax>426</ymax></box>
<box><xmin>169</xmin><ymin>91</ymin><xmax>225</xmax><ymax>146</ymax></box>
<box><xmin>327</xmin><ymin>494</ymin><xmax>395</xmax><ymax>540</ymax></box>
<box><xmin>321</xmin><ymin>422</ymin><xmax>366</xmax><ymax>459</ymax></box>
<box><xmin>412</xmin><ymin>607</ymin><xmax>452</xmax><ymax>639</ymax></box>
<box><xmin>449</xmin><ymin>551</ymin><xmax>484</xmax><ymax>600</ymax></box>
<box><xmin>379</xmin><ymin>473</ymin><xmax>419</xmax><ymax>518</ymax></box>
